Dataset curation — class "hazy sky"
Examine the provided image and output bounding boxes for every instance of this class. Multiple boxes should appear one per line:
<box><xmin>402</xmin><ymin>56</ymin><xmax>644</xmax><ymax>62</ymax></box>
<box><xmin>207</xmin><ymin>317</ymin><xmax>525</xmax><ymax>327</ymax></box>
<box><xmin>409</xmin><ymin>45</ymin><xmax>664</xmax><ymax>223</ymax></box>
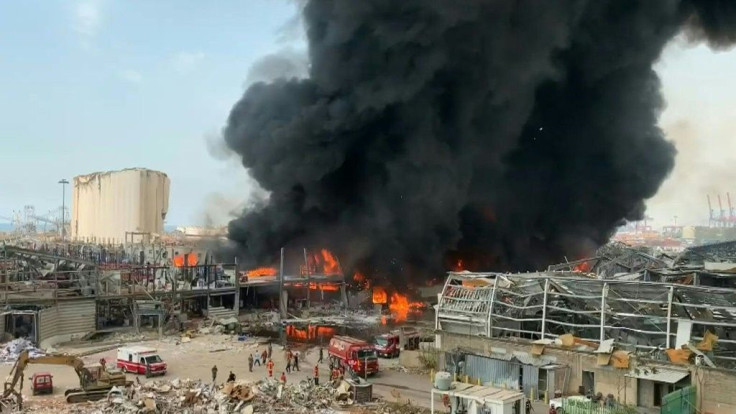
<box><xmin>0</xmin><ymin>0</ymin><xmax>299</xmax><ymax>226</ymax></box>
<box><xmin>0</xmin><ymin>1</ymin><xmax>733</xmax><ymax>228</ymax></box>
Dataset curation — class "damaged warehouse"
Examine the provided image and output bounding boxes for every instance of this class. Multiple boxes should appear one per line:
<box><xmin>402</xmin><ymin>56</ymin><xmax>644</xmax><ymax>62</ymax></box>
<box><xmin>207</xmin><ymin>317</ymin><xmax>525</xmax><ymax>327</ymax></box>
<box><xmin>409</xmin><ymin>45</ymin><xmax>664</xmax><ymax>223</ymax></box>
<box><xmin>0</xmin><ymin>243</ymin><xmax>243</xmax><ymax>345</ymax></box>
<box><xmin>435</xmin><ymin>253</ymin><xmax>736</xmax><ymax>412</ymax></box>
<box><xmin>0</xmin><ymin>243</ymin><xmax>351</xmax><ymax>347</ymax></box>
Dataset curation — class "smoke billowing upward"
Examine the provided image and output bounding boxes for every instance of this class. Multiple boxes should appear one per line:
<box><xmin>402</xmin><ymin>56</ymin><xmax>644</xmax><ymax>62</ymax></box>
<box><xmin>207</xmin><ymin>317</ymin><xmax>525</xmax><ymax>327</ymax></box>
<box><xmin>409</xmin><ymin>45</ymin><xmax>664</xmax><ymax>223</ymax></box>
<box><xmin>223</xmin><ymin>0</ymin><xmax>736</xmax><ymax>278</ymax></box>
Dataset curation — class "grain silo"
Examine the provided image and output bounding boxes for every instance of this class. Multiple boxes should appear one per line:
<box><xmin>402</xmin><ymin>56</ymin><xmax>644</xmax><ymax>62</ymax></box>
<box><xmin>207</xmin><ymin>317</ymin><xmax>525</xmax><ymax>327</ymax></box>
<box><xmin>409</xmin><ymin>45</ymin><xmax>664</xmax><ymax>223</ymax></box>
<box><xmin>71</xmin><ymin>168</ymin><xmax>170</xmax><ymax>244</ymax></box>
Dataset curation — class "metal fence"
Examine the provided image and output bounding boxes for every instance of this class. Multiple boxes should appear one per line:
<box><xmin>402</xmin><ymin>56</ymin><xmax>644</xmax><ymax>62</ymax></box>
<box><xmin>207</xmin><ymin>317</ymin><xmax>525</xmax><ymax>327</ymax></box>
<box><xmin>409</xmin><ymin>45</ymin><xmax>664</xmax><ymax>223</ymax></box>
<box><xmin>559</xmin><ymin>398</ymin><xmax>638</xmax><ymax>414</ymax></box>
<box><xmin>660</xmin><ymin>386</ymin><xmax>696</xmax><ymax>414</ymax></box>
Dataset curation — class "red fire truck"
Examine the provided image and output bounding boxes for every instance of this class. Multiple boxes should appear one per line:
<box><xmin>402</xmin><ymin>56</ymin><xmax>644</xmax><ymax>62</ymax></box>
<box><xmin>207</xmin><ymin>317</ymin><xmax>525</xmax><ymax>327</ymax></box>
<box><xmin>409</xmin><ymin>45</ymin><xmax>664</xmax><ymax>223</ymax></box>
<box><xmin>116</xmin><ymin>346</ymin><xmax>167</xmax><ymax>377</ymax></box>
<box><xmin>374</xmin><ymin>327</ymin><xmax>421</xmax><ymax>358</ymax></box>
<box><xmin>328</xmin><ymin>336</ymin><xmax>379</xmax><ymax>376</ymax></box>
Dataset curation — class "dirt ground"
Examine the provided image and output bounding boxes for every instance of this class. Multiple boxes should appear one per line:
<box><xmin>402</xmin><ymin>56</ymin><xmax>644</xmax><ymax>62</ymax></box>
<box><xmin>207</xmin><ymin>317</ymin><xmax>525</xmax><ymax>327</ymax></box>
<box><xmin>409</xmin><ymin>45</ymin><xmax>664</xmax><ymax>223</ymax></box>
<box><xmin>0</xmin><ymin>333</ymin><xmax>445</xmax><ymax>412</ymax></box>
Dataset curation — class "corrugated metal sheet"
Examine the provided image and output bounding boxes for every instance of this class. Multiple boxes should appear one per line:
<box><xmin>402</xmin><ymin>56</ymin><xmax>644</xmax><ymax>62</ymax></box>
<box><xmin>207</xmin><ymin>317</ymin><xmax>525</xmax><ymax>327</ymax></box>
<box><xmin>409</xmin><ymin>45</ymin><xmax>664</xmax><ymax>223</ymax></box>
<box><xmin>466</xmin><ymin>355</ymin><xmax>519</xmax><ymax>389</ymax></box>
<box><xmin>72</xmin><ymin>168</ymin><xmax>170</xmax><ymax>243</ymax></box>
<box><xmin>626</xmin><ymin>367</ymin><xmax>690</xmax><ymax>384</ymax></box>
<box><xmin>438</xmin><ymin>320</ymin><xmax>487</xmax><ymax>336</ymax></box>
<box><xmin>37</xmin><ymin>300</ymin><xmax>96</xmax><ymax>344</ymax></box>
<box><xmin>57</xmin><ymin>300</ymin><xmax>96</xmax><ymax>335</ymax></box>
<box><xmin>522</xmin><ymin>365</ymin><xmax>539</xmax><ymax>398</ymax></box>
<box><xmin>38</xmin><ymin>307</ymin><xmax>58</xmax><ymax>344</ymax></box>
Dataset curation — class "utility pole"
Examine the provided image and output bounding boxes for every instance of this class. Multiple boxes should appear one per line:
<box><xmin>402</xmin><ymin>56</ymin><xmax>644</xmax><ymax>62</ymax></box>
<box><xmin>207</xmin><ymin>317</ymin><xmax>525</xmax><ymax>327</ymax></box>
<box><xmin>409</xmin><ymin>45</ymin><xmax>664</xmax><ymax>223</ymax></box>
<box><xmin>303</xmin><ymin>248</ymin><xmax>310</xmax><ymax>311</ymax></box>
<box><xmin>58</xmin><ymin>179</ymin><xmax>69</xmax><ymax>240</ymax></box>
<box><xmin>279</xmin><ymin>247</ymin><xmax>286</xmax><ymax>319</ymax></box>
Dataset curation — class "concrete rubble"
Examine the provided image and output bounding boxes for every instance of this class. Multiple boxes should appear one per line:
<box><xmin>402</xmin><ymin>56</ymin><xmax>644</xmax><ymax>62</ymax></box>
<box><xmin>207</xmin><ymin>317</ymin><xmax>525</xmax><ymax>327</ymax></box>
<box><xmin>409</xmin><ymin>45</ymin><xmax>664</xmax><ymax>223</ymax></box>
<box><xmin>0</xmin><ymin>338</ymin><xmax>44</xmax><ymax>364</ymax></box>
<box><xmin>22</xmin><ymin>376</ymin><xmax>369</xmax><ymax>414</ymax></box>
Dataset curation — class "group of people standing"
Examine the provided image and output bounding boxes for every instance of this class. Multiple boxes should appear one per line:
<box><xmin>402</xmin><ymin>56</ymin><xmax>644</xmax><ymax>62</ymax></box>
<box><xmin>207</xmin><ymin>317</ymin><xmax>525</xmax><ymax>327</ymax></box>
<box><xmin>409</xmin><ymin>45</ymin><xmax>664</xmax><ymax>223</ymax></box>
<box><xmin>207</xmin><ymin>343</ymin><xmax>338</xmax><ymax>387</ymax></box>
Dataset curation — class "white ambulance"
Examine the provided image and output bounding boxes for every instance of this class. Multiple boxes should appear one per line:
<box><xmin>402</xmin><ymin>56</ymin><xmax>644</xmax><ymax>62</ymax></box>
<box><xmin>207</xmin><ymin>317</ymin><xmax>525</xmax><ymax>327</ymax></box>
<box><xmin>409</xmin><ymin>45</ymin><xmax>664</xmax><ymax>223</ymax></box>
<box><xmin>116</xmin><ymin>346</ymin><xmax>167</xmax><ymax>377</ymax></box>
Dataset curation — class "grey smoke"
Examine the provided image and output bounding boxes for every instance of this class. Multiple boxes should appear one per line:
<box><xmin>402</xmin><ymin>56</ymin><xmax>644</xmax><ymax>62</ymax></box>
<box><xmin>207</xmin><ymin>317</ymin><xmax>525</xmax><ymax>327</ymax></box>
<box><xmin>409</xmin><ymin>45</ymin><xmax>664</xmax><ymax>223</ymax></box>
<box><xmin>244</xmin><ymin>47</ymin><xmax>308</xmax><ymax>86</ymax></box>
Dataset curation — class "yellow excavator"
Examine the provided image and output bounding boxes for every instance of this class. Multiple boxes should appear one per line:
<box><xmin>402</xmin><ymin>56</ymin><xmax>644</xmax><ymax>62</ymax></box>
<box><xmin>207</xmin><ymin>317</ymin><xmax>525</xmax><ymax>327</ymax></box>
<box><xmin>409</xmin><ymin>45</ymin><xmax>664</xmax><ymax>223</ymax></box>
<box><xmin>1</xmin><ymin>349</ymin><xmax>129</xmax><ymax>410</ymax></box>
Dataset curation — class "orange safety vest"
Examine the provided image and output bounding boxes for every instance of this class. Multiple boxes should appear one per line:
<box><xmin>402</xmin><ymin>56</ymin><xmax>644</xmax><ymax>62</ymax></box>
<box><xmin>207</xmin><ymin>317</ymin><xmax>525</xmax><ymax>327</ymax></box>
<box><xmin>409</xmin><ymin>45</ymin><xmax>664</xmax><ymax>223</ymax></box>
<box><xmin>314</xmin><ymin>366</ymin><xmax>319</xmax><ymax>377</ymax></box>
<box><xmin>267</xmin><ymin>360</ymin><xmax>274</xmax><ymax>376</ymax></box>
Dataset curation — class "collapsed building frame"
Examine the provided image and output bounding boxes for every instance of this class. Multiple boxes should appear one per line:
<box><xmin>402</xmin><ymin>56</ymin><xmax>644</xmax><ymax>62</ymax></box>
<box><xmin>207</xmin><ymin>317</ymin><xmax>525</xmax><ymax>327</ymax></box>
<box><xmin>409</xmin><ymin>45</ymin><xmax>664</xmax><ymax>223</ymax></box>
<box><xmin>0</xmin><ymin>244</ymin><xmax>347</xmax><ymax>345</ymax></box>
<box><xmin>437</xmin><ymin>271</ymin><xmax>736</xmax><ymax>367</ymax></box>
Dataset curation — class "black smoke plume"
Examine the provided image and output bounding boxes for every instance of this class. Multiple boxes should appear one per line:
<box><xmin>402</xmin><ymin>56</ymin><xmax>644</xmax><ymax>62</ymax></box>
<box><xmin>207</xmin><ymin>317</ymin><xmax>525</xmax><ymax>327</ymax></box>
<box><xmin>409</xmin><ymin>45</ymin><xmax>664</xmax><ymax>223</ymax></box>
<box><xmin>223</xmin><ymin>0</ymin><xmax>736</xmax><ymax>278</ymax></box>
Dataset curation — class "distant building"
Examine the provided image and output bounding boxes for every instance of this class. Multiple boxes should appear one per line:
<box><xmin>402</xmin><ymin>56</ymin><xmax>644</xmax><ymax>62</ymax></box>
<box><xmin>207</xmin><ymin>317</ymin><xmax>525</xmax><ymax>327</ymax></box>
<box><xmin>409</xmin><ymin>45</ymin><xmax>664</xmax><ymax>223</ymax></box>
<box><xmin>174</xmin><ymin>226</ymin><xmax>227</xmax><ymax>238</ymax></box>
<box><xmin>71</xmin><ymin>168</ymin><xmax>170</xmax><ymax>244</ymax></box>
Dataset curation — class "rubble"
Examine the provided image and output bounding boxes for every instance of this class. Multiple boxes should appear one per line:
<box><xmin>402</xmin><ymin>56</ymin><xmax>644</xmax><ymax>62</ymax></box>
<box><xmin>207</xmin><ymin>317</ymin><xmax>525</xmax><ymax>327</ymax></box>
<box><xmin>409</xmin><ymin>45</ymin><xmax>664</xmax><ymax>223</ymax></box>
<box><xmin>0</xmin><ymin>338</ymin><xmax>44</xmax><ymax>364</ymax></box>
<box><xmin>20</xmin><ymin>375</ymin><xmax>386</xmax><ymax>414</ymax></box>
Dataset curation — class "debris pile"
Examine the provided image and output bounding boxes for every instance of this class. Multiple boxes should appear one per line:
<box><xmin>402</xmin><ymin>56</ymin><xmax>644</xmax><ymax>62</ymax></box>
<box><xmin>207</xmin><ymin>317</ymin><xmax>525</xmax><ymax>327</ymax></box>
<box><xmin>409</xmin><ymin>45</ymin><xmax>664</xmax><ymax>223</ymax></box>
<box><xmin>0</xmin><ymin>338</ymin><xmax>44</xmax><ymax>363</ymax></box>
<box><xmin>24</xmin><ymin>376</ymin><xmax>371</xmax><ymax>413</ymax></box>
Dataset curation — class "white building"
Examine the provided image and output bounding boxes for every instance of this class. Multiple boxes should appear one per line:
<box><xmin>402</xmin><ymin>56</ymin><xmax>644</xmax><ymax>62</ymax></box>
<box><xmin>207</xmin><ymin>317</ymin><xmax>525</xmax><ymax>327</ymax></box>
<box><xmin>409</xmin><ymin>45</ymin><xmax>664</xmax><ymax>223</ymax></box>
<box><xmin>71</xmin><ymin>168</ymin><xmax>170</xmax><ymax>244</ymax></box>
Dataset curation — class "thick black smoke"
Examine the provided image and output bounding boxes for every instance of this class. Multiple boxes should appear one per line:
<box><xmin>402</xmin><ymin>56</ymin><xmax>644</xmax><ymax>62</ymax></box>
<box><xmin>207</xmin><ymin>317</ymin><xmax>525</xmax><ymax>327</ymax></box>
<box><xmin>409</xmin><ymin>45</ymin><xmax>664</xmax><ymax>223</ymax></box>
<box><xmin>223</xmin><ymin>0</ymin><xmax>736</xmax><ymax>277</ymax></box>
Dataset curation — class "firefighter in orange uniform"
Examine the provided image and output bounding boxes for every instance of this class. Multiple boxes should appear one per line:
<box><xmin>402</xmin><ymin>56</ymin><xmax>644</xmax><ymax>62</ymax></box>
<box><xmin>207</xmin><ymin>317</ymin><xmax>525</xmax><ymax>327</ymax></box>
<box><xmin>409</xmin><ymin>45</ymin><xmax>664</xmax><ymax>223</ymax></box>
<box><xmin>266</xmin><ymin>359</ymin><xmax>275</xmax><ymax>378</ymax></box>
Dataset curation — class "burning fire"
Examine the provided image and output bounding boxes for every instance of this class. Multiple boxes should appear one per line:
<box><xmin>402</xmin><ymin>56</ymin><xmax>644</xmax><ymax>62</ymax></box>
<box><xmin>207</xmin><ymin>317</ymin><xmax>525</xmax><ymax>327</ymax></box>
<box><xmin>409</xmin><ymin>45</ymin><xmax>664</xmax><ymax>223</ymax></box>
<box><xmin>389</xmin><ymin>292</ymin><xmax>410</xmax><ymax>322</ymax></box>
<box><xmin>353</xmin><ymin>272</ymin><xmax>366</xmax><ymax>283</ymax></box>
<box><xmin>574</xmin><ymin>261</ymin><xmax>592</xmax><ymax>273</ymax></box>
<box><xmin>246</xmin><ymin>267</ymin><xmax>277</xmax><ymax>278</ymax></box>
<box><xmin>388</xmin><ymin>292</ymin><xmax>426</xmax><ymax>323</ymax></box>
<box><xmin>319</xmin><ymin>249</ymin><xmax>341</xmax><ymax>274</ymax></box>
<box><xmin>304</xmin><ymin>249</ymin><xmax>343</xmax><ymax>275</ymax></box>
<box><xmin>173</xmin><ymin>253</ymin><xmax>198</xmax><ymax>268</ymax></box>
<box><xmin>291</xmin><ymin>282</ymin><xmax>341</xmax><ymax>292</ymax></box>
<box><xmin>372</xmin><ymin>287</ymin><xmax>388</xmax><ymax>304</ymax></box>
<box><xmin>285</xmin><ymin>325</ymin><xmax>336</xmax><ymax>342</ymax></box>
<box><xmin>453</xmin><ymin>259</ymin><xmax>465</xmax><ymax>271</ymax></box>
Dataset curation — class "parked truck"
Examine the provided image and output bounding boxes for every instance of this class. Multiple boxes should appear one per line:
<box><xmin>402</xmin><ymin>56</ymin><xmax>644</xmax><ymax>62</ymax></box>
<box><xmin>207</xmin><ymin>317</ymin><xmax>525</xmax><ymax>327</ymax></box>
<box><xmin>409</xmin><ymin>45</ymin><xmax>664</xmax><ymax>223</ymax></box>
<box><xmin>328</xmin><ymin>336</ymin><xmax>379</xmax><ymax>376</ymax></box>
<box><xmin>374</xmin><ymin>327</ymin><xmax>421</xmax><ymax>358</ymax></box>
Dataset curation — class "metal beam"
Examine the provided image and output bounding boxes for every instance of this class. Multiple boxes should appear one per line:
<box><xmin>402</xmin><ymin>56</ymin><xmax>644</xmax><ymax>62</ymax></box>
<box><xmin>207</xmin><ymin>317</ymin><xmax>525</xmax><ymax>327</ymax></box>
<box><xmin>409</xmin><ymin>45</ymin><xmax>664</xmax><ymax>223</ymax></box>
<box><xmin>666</xmin><ymin>285</ymin><xmax>674</xmax><ymax>348</ymax></box>
<box><xmin>600</xmin><ymin>283</ymin><xmax>608</xmax><ymax>342</ymax></box>
<box><xmin>541</xmin><ymin>278</ymin><xmax>549</xmax><ymax>338</ymax></box>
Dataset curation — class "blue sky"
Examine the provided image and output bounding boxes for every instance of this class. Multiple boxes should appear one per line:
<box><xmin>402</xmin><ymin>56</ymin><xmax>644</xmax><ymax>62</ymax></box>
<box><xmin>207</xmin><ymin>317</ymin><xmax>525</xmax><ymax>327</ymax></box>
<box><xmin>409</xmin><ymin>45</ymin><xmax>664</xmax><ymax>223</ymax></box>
<box><xmin>0</xmin><ymin>0</ymin><xmax>300</xmax><ymax>225</ymax></box>
<box><xmin>0</xmin><ymin>1</ymin><xmax>734</xmax><ymax>228</ymax></box>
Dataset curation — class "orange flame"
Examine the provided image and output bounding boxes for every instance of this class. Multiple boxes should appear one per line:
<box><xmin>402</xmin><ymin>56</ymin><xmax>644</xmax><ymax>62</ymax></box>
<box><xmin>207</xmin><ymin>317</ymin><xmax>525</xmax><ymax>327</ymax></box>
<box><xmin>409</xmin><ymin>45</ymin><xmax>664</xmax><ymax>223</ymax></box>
<box><xmin>388</xmin><ymin>292</ymin><xmax>426</xmax><ymax>323</ymax></box>
<box><xmin>172</xmin><ymin>253</ymin><xmax>198</xmax><ymax>268</ymax></box>
<box><xmin>452</xmin><ymin>259</ymin><xmax>465</xmax><ymax>271</ymax></box>
<box><xmin>373</xmin><ymin>287</ymin><xmax>388</xmax><ymax>304</ymax></box>
<box><xmin>292</xmin><ymin>282</ymin><xmax>341</xmax><ymax>291</ymax></box>
<box><xmin>285</xmin><ymin>325</ymin><xmax>336</xmax><ymax>341</ymax></box>
<box><xmin>574</xmin><ymin>261</ymin><xmax>592</xmax><ymax>273</ymax></box>
<box><xmin>319</xmin><ymin>249</ymin><xmax>341</xmax><ymax>274</ymax></box>
<box><xmin>381</xmin><ymin>315</ymin><xmax>388</xmax><ymax>325</ymax></box>
<box><xmin>353</xmin><ymin>272</ymin><xmax>366</xmax><ymax>283</ymax></box>
<box><xmin>246</xmin><ymin>267</ymin><xmax>277</xmax><ymax>277</ymax></box>
<box><xmin>389</xmin><ymin>292</ymin><xmax>410</xmax><ymax>322</ymax></box>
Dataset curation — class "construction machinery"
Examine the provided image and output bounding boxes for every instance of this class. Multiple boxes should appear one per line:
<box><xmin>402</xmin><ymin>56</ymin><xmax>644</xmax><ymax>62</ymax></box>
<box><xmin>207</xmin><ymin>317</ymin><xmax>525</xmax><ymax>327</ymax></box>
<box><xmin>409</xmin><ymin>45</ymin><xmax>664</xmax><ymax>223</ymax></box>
<box><xmin>1</xmin><ymin>349</ymin><xmax>129</xmax><ymax>410</ymax></box>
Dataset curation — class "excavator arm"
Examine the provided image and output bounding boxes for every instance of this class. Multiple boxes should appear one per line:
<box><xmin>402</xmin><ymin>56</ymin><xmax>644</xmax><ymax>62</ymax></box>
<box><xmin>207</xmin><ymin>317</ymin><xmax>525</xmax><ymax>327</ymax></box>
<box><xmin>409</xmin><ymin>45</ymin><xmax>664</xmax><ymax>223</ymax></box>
<box><xmin>1</xmin><ymin>349</ymin><xmax>96</xmax><ymax>411</ymax></box>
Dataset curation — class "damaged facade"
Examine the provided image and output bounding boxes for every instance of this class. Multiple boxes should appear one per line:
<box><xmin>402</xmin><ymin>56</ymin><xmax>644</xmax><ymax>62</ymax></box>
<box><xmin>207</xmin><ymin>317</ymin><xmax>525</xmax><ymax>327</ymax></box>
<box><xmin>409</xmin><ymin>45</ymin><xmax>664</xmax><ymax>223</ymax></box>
<box><xmin>434</xmin><ymin>241</ymin><xmax>736</xmax><ymax>413</ymax></box>
<box><xmin>0</xmin><ymin>241</ymin><xmax>350</xmax><ymax>349</ymax></box>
